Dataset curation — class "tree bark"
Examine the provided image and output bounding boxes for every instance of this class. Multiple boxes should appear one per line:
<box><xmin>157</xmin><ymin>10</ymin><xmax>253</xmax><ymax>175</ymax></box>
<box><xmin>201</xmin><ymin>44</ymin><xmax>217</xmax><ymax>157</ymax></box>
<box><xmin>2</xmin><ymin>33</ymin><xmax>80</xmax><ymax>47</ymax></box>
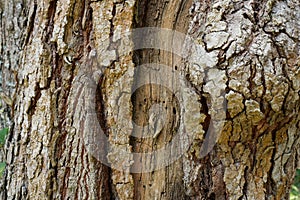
<box><xmin>0</xmin><ymin>0</ymin><xmax>300</xmax><ymax>199</ymax></box>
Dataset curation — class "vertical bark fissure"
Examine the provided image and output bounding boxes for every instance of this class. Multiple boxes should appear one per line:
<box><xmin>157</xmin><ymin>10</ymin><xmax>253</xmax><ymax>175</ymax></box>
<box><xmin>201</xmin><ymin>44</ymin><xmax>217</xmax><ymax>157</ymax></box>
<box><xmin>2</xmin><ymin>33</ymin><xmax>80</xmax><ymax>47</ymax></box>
<box><xmin>131</xmin><ymin>0</ymin><xmax>194</xmax><ymax>199</ymax></box>
<box><xmin>95</xmin><ymin>74</ymin><xmax>115</xmax><ymax>199</ymax></box>
<box><xmin>22</xmin><ymin>2</ymin><xmax>37</xmax><ymax>48</ymax></box>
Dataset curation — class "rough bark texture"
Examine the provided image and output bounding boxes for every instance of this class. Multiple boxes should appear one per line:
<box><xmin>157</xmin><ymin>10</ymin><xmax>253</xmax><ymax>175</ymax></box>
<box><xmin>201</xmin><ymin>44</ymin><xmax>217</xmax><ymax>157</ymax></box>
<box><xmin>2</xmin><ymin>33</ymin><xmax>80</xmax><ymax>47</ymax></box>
<box><xmin>0</xmin><ymin>0</ymin><xmax>299</xmax><ymax>200</ymax></box>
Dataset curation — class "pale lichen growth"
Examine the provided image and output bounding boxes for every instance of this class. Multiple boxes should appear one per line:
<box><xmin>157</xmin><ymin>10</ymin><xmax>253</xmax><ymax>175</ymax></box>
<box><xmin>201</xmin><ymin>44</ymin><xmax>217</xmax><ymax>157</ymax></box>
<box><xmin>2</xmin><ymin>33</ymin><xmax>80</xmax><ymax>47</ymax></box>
<box><xmin>51</xmin><ymin>0</ymin><xmax>76</xmax><ymax>54</ymax></box>
<box><xmin>204</xmin><ymin>32</ymin><xmax>230</xmax><ymax>50</ymax></box>
<box><xmin>226</xmin><ymin>91</ymin><xmax>244</xmax><ymax>118</ymax></box>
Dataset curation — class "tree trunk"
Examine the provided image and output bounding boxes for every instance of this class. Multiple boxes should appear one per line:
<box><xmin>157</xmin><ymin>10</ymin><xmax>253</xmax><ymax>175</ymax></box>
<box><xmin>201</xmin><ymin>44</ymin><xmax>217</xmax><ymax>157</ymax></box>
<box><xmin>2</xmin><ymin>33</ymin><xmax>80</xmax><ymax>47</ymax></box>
<box><xmin>0</xmin><ymin>0</ymin><xmax>300</xmax><ymax>199</ymax></box>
